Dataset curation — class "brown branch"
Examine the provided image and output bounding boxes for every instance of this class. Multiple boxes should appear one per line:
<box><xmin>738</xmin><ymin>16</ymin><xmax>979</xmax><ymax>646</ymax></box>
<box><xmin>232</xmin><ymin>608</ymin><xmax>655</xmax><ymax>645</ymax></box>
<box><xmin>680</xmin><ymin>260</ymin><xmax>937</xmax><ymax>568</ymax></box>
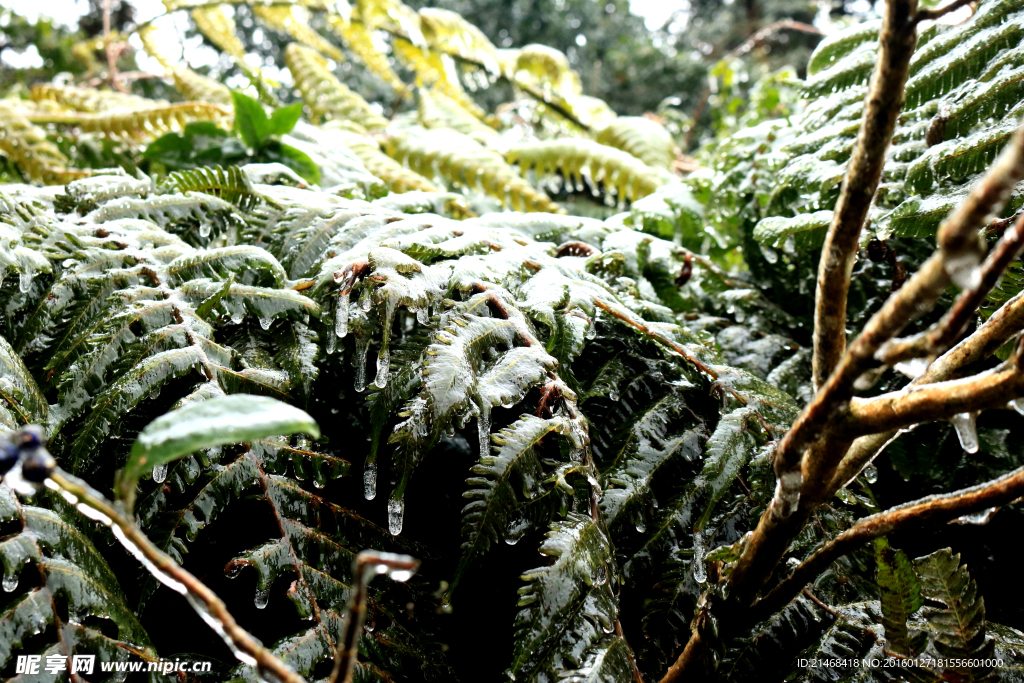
<box><xmin>750</xmin><ymin>463</ymin><xmax>1024</xmax><ymax>622</ymax></box>
<box><xmin>842</xmin><ymin>365</ymin><xmax>1024</xmax><ymax>436</ymax></box>
<box><xmin>812</xmin><ymin>0</ymin><xmax>919</xmax><ymax>390</ymax></box>
<box><xmin>879</xmin><ymin>209</ymin><xmax>1024</xmax><ymax>364</ymax></box>
<box><xmin>832</xmin><ymin>288</ymin><xmax>1024</xmax><ymax>488</ymax></box>
<box><xmin>46</xmin><ymin>470</ymin><xmax>308</xmax><ymax>683</ymax></box>
<box><xmin>915</xmin><ymin>0</ymin><xmax>976</xmax><ymax>22</ymax></box>
<box><xmin>731</xmin><ymin>19</ymin><xmax>823</xmax><ymax>57</ymax></box>
<box><xmin>328</xmin><ymin>552</ymin><xmax>419</xmax><ymax>683</ymax></box>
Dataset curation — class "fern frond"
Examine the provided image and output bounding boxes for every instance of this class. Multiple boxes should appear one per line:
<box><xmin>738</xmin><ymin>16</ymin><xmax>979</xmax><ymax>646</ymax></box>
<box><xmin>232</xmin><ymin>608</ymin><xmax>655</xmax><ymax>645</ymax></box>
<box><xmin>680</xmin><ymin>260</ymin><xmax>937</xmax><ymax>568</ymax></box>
<box><xmin>913</xmin><ymin>548</ymin><xmax>996</xmax><ymax>680</ymax></box>
<box><xmin>29</xmin><ymin>102</ymin><xmax>231</xmax><ymax>142</ymax></box>
<box><xmin>875</xmin><ymin>537</ymin><xmax>925</xmax><ymax>656</ymax></box>
<box><xmin>0</xmin><ymin>487</ymin><xmax>158</xmax><ymax>672</ymax></box>
<box><xmin>284</xmin><ymin>43</ymin><xmax>390</xmax><ymax>130</ymax></box>
<box><xmin>595</xmin><ymin>116</ymin><xmax>677</xmax><ymax>170</ymax></box>
<box><xmin>253</xmin><ymin>5</ymin><xmax>346</xmax><ymax>63</ymax></box>
<box><xmin>506</xmin><ymin>138</ymin><xmax>676</xmax><ymax>206</ymax></box>
<box><xmin>0</xmin><ymin>103</ymin><xmax>84</xmax><ymax>184</ymax></box>
<box><xmin>170</xmin><ymin>67</ymin><xmax>233</xmax><ymax>107</ymax></box>
<box><xmin>326</xmin><ymin>15</ymin><xmax>410</xmax><ymax>96</ymax></box>
<box><xmin>504</xmin><ymin>43</ymin><xmax>580</xmax><ymax>97</ymax></box>
<box><xmin>137</xmin><ymin>23</ymin><xmax>177</xmax><ymax>70</ymax></box>
<box><xmin>385</xmin><ymin>126</ymin><xmax>560</xmax><ymax>212</ymax></box>
<box><xmin>30</xmin><ymin>83</ymin><xmax>161</xmax><ymax>113</ymax></box>
<box><xmin>355</xmin><ymin>0</ymin><xmax>425</xmax><ymax>45</ymax></box>
<box><xmin>391</xmin><ymin>37</ymin><xmax>487</xmax><ymax>119</ymax></box>
<box><xmin>191</xmin><ymin>5</ymin><xmax>248</xmax><ymax>64</ymax></box>
<box><xmin>166</xmin><ymin>166</ymin><xmax>265</xmax><ymax>212</ymax></box>
<box><xmin>0</xmin><ymin>334</ymin><xmax>48</xmax><ymax>427</ymax></box>
<box><xmin>166</xmin><ymin>245</ymin><xmax>287</xmax><ymax>286</ymax></box>
<box><xmin>417</xmin><ymin>88</ymin><xmax>501</xmax><ymax>147</ymax></box>
<box><xmin>321</xmin><ymin>122</ymin><xmax>443</xmax><ymax>194</ymax></box>
<box><xmin>510</xmin><ymin>513</ymin><xmax>629</xmax><ymax>681</ymax></box>
<box><xmin>418</xmin><ymin>7</ymin><xmax>500</xmax><ymax>76</ymax></box>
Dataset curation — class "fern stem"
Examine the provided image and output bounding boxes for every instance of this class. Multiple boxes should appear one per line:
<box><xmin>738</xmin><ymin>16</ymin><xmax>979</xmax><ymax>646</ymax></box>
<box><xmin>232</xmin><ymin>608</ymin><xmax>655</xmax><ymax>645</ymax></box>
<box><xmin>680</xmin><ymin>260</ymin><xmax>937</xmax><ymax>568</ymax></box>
<box><xmin>44</xmin><ymin>469</ymin><xmax>309</xmax><ymax>683</ymax></box>
<box><xmin>750</xmin><ymin>462</ymin><xmax>1024</xmax><ymax>623</ymax></box>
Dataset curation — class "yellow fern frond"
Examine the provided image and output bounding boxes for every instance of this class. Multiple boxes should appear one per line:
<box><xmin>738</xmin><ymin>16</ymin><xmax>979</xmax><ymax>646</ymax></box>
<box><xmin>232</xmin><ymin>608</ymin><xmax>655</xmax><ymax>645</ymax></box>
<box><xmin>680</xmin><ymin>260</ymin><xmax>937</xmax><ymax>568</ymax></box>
<box><xmin>326</xmin><ymin>15</ymin><xmax>409</xmax><ymax>96</ymax></box>
<box><xmin>284</xmin><ymin>43</ymin><xmax>390</xmax><ymax>130</ymax></box>
<box><xmin>418</xmin><ymin>7</ymin><xmax>500</xmax><ymax>76</ymax></box>
<box><xmin>30</xmin><ymin>84</ymin><xmax>161</xmax><ymax>113</ymax></box>
<box><xmin>163</xmin><ymin>0</ymin><xmax>335</xmax><ymax>11</ymax></box>
<box><xmin>137</xmin><ymin>23</ymin><xmax>177</xmax><ymax>71</ymax></box>
<box><xmin>171</xmin><ymin>67</ymin><xmax>233</xmax><ymax>106</ymax></box>
<box><xmin>385</xmin><ymin>125</ymin><xmax>559</xmax><ymax>213</ymax></box>
<box><xmin>417</xmin><ymin>88</ymin><xmax>500</xmax><ymax>148</ymax></box>
<box><xmin>0</xmin><ymin>103</ymin><xmax>87</xmax><ymax>184</ymax></box>
<box><xmin>191</xmin><ymin>5</ymin><xmax>248</xmax><ymax>63</ymax></box>
<box><xmin>505</xmin><ymin>44</ymin><xmax>580</xmax><ymax>97</ymax></box>
<box><xmin>594</xmin><ymin>116</ymin><xmax>677</xmax><ymax>170</ymax></box>
<box><xmin>322</xmin><ymin>121</ymin><xmax>442</xmax><ymax>194</ymax></box>
<box><xmin>355</xmin><ymin>0</ymin><xmax>424</xmax><ymax>45</ymax></box>
<box><xmin>252</xmin><ymin>5</ymin><xmax>346</xmax><ymax>63</ymax></box>
<box><xmin>506</xmin><ymin>138</ymin><xmax>676</xmax><ymax>205</ymax></box>
<box><xmin>29</xmin><ymin>102</ymin><xmax>231</xmax><ymax>142</ymax></box>
<box><xmin>70</xmin><ymin>35</ymin><xmax>106</xmax><ymax>73</ymax></box>
<box><xmin>391</xmin><ymin>38</ymin><xmax>486</xmax><ymax>120</ymax></box>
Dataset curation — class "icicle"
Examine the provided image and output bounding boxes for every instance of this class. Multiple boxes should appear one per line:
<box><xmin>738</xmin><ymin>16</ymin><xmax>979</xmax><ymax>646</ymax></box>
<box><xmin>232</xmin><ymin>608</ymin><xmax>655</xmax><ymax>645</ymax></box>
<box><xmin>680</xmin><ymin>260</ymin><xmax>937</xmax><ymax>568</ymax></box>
<box><xmin>353</xmin><ymin>337</ymin><xmax>369</xmax><ymax>392</ymax></box>
<box><xmin>258</xmin><ymin>316</ymin><xmax>272</xmax><ymax>331</ymax></box>
<box><xmin>950</xmin><ymin>412</ymin><xmax>979</xmax><ymax>453</ymax></box>
<box><xmin>895</xmin><ymin>358</ymin><xmax>929</xmax><ymax>379</ymax></box>
<box><xmin>225</xmin><ymin>564</ymin><xmax>243</xmax><ymax>579</ymax></box>
<box><xmin>634</xmin><ymin>513</ymin><xmax>646</xmax><ymax>534</ymax></box>
<box><xmin>361</xmin><ymin>288</ymin><xmax>373</xmax><ymax>312</ymax></box>
<box><xmin>230</xmin><ymin>309</ymin><xmax>244</xmax><ymax>325</ymax></box>
<box><xmin>325</xmin><ymin>331</ymin><xmax>336</xmax><ymax>355</ymax></box>
<box><xmin>478</xmin><ymin>408</ymin><xmax>491</xmax><ymax>460</ymax></box>
<box><xmin>3</xmin><ymin>571</ymin><xmax>18</xmax><ymax>593</ymax></box>
<box><xmin>760</xmin><ymin>245</ymin><xmax>779</xmax><ymax>264</ymax></box>
<box><xmin>693</xmin><ymin>530</ymin><xmax>707</xmax><ymax>583</ymax></box>
<box><xmin>417</xmin><ymin>306</ymin><xmax>429</xmax><ymax>325</ymax></box>
<box><xmin>374</xmin><ymin>349</ymin><xmax>390</xmax><ymax>389</ymax></box>
<box><xmin>254</xmin><ymin>588</ymin><xmax>270</xmax><ymax>609</ymax></box>
<box><xmin>336</xmin><ymin>292</ymin><xmax>350</xmax><ymax>338</ymax></box>
<box><xmin>1010</xmin><ymin>398</ymin><xmax>1024</xmax><ymax>415</ymax></box>
<box><xmin>18</xmin><ymin>271</ymin><xmax>31</xmax><ymax>293</ymax></box>
<box><xmin>387</xmin><ymin>494</ymin><xmax>405</xmax><ymax>536</ymax></box>
<box><xmin>152</xmin><ymin>463</ymin><xmax>168</xmax><ymax>484</ymax></box>
<box><xmin>952</xmin><ymin>506</ymin><xmax>999</xmax><ymax>525</ymax></box>
<box><xmin>363</xmin><ymin>459</ymin><xmax>377</xmax><ymax>500</ymax></box>
<box><xmin>199</xmin><ymin>222</ymin><xmax>212</xmax><ymax>238</ymax></box>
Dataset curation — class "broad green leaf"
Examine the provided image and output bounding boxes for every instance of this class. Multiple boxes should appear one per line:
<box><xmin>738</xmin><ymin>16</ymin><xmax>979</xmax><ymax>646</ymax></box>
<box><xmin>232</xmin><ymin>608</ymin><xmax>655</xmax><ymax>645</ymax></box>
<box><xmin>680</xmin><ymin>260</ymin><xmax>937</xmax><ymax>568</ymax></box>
<box><xmin>232</xmin><ymin>90</ymin><xmax>271</xmax><ymax>149</ymax></box>
<box><xmin>118</xmin><ymin>395</ymin><xmax>320</xmax><ymax>508</ymax></box>
<box><xmin>267</xmin><ymin>102</ymin><xmax>304</xmax><ymax>137</ymax></box>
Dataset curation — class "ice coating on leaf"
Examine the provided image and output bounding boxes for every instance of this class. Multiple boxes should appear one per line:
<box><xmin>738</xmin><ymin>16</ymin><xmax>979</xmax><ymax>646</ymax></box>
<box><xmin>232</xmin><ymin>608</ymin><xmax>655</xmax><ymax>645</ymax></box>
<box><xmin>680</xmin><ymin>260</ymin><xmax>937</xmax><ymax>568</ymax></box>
<box><xmin>952</xmin><ymin>506</ymin><xmax>1000</xmax><ymax>524</ymax></box>
<box><xmin>950</xmin><ymin>412</ymin><xmax>980</xmax><ymax>453</ymax></box>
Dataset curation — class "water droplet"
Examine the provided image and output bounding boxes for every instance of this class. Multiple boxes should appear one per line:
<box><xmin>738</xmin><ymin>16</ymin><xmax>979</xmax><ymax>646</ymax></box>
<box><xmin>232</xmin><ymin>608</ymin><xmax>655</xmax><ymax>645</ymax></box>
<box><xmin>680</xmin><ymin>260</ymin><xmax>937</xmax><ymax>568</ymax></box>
<box><xmin>760</xmin><ymin>245</ymin><xmax>779</xmax><ymax>264</ymax></box>
<box><xmin>336</xmin><ymin>292</ymin><xmax>349</xmax><ymax>338</ymax></box>
<box><xmin>505</xmin><ymin>515</ymin><xmax>528</xmax><ymax>545</ymax></box>
<box><xmin>363</xmin><ymin>459</ymin><xmax>377</xmax><ymax>500</ymax></box>
<box><xmin>225</xmin><ymin>564</ymin><xmax>243</xmax><ymax>579</ymax></box>
<box><xmin>388</xmin><ymin>495</ymin><xmax>405</xmax><ymax>536</ymax></box>
<box><xmin>3</xmin><ymin>572</ymin><xmax>18</xmax><ymax>592</ymax></box>
<box><xmin>199</xmin><ymin>222</ymin><xmax>212</xmax><ymax>238</ymax></box>
<box><xmin>152</xmin><ymin>463</ymin><xmax>168</xmax><ymax>484</ymax></box>
<box><xmin>950</xmin><ymin>412</ymin><xmax>979</xmax><ymax>453</ymax></box>
<box><xmin>388</xmin><ymin>569</ymin><xmax>413</xmax><ymax>582</ymax></box>
<box><xmin>259</xmin><ymin>316</ymin><xmax>272</xmax><ymax>330</ymax></box>
<box><xmin>952</xmin><ymin>506</ymin><xmax>999</xmax><ymax>525</ymax></box>
<box><xmin>1010</xmin><ymin>398</ymin><xmax>1024</xmax><ymax>415</ymax></box>
<box><xmin>374</xmin><ymin>349</ymin><xmax>390</xmax><ymax>389</ymax></box>
<box><xmin>254</xmin><ymin>588</ymin><xmax>270</xmax><ymax>609</ymax></box>
<box><xmin>693</xmin><ymin>531</ymin><xmax>707</xmax><ymax>584</ymax></box>
<box><xmin>864</xmin><ymin>463</ymin><xmax>878</xmax><ymax>484</ymax></box>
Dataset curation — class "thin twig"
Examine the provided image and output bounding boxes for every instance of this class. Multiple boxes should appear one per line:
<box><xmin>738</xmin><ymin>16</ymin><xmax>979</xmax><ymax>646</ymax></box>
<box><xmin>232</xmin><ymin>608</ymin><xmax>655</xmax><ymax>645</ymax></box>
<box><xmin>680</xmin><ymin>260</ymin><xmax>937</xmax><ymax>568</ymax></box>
<box><xmin>915</xmin><ymin>0</ymin><xmax>976</xmax><ymax>22</ymax></box>
<box><xmin>879</xmin><ymin>209</ymin><xmax>1024</xmax><ymax>364</ymax></box>
<box><xmin>102</xmin><ymin>0</ymin><xmax>127</xmax><ymax>93</ymax></box>
<box><xmin>45</xmin><ymin>470</ymin><xmax>307</xmax><ymax>683</ymax></box>
<box><xmin>751</xmin><ymin>463</ymin><xmax>1024</xmax><ymax>622</ymax></box>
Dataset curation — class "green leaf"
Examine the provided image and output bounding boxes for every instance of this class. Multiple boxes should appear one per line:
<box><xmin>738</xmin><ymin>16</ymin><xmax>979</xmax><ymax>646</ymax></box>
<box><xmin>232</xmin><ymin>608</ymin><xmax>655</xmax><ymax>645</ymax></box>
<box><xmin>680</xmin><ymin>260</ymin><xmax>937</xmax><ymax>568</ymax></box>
<box><xmin>261</xmin><ymin>141</ymin><xmax>322</xmax><ymax>185</ymax></box>
<box><xmin>118</xmin><ymin>395</ymin><xmax>320</xmax><ymax>508</ymax></box>
<box><xmin>232</xmin><ymin>90</ymin><xmax>271</xmax><ymax>149</ymax></box>
<box><xmin>267</xmin><ymin>102</ymin><xmax>304</xmax><ymax>137</ymax></box>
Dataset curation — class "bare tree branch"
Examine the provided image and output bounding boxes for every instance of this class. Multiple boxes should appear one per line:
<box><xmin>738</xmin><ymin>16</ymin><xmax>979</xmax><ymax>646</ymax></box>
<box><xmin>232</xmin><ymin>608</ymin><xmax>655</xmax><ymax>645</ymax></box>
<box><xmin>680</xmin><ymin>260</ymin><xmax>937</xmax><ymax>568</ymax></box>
<box><xmin>751</xmin><ymin>462</ymin><xmax>1024</xmax><ymax>622</ymax></box>
<box><xmin>812</xmin><ymin>0</ymin><xmax>919</xmax><ymax>391</ymax></box>
<box><xmin>915</xmin><ymin>0</ymin><xmax>976</xmax><ymax>22</ymax></box>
